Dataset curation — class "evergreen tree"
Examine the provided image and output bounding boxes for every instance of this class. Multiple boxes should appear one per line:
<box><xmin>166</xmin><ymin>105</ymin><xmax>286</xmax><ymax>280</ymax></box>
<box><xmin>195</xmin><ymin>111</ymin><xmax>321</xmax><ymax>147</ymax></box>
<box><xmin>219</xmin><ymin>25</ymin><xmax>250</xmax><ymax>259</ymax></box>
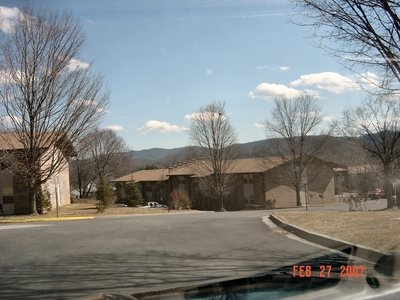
<box><xmin>96</xmin><ymin>178</ymin><xmax>116</xmax><ymax>212</ymax></box>
<box><xmin>125</xmin><ymin>180</ymin><xmax>144</xmax><ymax>207</ymax></box>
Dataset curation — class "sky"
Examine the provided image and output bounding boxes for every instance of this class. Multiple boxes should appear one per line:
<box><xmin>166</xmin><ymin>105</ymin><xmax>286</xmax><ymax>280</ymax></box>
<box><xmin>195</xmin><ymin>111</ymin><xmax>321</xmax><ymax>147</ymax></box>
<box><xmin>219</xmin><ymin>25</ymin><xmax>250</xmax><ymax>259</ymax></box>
<box><xmin>0</xmin><ymin>0</ymin><xmax>374</xmax><ymax>150</ymax></box>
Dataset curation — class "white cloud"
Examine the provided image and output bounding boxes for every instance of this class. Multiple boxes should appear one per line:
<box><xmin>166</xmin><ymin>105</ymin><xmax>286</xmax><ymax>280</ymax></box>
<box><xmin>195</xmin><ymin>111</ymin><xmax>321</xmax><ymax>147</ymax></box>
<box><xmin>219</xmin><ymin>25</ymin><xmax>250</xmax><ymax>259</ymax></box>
<box><xmin>138</xmin><ymin>120</ymin><xmax>188</xmax><ymax>133</ymax></box>
<box><xmin>184</xmin><ymin>112</ymin><xmax>200</xmax><ymax>120</ymax></box>
<box><xmin>72</xmin><ymin>99</ymin><xmax>108</xmax><ymax>113</ymax></box>
<box><xmin>249</xmin><ymin>83</ymin><xmax>304</xmax><ymax>100</ymax></box>
<box><xmin>0</xmin><ymin>70</ymin><xmax>13</xmax><ymax>84</ymax></box>
<box><xmin>358</xmin><ymin>72</ymin><xmax>380</xmax><ymax>88</ymax></box>
<box><xmin>184</xmin><ymin>112</ymin><xmax>227</xmax><ymax>121</ymax></box>
<box><xmin>105</xmin><ymin>125</ymin><xmax>124</xmax><ymax>131</ymax></box>
<box><xmin>256</xmin><ymin>65</ymin><xmax>290</xmax><ymax>71</ymax></box>
<box><xmin>322</xmin><ymin>115</ymin><xmax>336</xmax><ymax>123</ymax></box>
<box><xmin>254</xmin><ymin>122</ymin><xmax>265</xmax><ymax>129</ymax></box>
<box><xmin>206</xmin><ymin>69</ymin><xmax>214</xmax><ymax>76</ymax></box>
<box><xmin>67</xmin><ymin>58</ymin><xmax>90</xmax><ymax>71</ymax></box>
<box><xmin>0</xmin><ymin>115</ymin><xmax>20</xmax><ymax>126</ymax></box>
<box><xmin>279</xmin><ymin>66</ymin><xmax>290</xmax><ymax>71</ymax></box>
<box><xmin>0</xmin><ymin>6</ymin><xmax>20</xmax><ymax>33</ymax></box>
<box><xmin>290</xmin><ymin>72</ymin><xmax>359</xmax><ymax>93</ymax></box>
<box><xmin>73</xmin><ymin>99</ymin><xmax>96</xmax><ymax>106</ymax></box>
<box><xmin>0</xmin><ymin>69</ymin><xmax>25</xmax><ymax>84</ymax></box>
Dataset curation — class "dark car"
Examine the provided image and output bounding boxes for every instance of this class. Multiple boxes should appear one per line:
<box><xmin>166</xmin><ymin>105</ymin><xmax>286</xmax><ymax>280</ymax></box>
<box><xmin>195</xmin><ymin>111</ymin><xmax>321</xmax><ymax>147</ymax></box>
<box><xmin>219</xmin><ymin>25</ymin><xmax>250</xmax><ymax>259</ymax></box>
<box><xmin>368</xmin><ymin>189</ymin><xmax>385</xmax><ymax>200</ymax></box>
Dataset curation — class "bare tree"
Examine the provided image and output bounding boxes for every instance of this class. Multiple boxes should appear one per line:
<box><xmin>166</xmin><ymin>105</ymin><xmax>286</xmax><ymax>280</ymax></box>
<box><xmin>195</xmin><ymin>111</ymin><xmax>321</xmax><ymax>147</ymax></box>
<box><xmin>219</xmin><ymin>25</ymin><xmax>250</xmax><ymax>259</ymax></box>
<box><xmin>337</xmin><ymin>93</ymin><xmax>400</xmax><ymax>208</ymax></box>
<box><xmin>71</xmin><ymin>137</ymin><xmax>98</xmax><ymax>198</ymax></box>
<box><xmin>87</xmin><ymin>129</ymin><xmax>130</xmax><ymax>181</ymax></box>
<box><xmin>0</xmin><ymin>6</ymin><xmax>109</xmax><ymax>214</ymax></box>
<box><xmin>189</xmin><ymin>101</ymin><xmax>237</xmax><ymax>211</ymax></box>
<box><xmin>71</xmin><ymin>129</ymin><xmax>131</xmax><ymax>198</ymax></box>
<box><xmin>293</xmin><ymin>0</ymin><xmax>400</xmax><ymax>86</ymax></box>
<box><xmin>264</xmin><ymin>93</ymin><xmax>329</xmax><ymax>207</ymax></box>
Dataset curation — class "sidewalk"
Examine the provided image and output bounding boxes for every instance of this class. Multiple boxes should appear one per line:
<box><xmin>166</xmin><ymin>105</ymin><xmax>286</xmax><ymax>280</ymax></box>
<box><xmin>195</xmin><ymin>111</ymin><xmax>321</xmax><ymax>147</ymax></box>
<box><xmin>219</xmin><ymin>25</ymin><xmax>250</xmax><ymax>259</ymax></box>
<box><xmin>0</xmin><ymin>216</ymin><xmax>94</xmax><ymax>223</ymax></box>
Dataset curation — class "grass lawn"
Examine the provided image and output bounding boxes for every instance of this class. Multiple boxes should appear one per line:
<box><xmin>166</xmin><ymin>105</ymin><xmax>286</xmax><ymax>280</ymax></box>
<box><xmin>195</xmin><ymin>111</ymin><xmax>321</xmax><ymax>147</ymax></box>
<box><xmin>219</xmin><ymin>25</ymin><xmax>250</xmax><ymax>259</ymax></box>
<box><xmin>274</xmin><ymin>210</ymin><xmax>400</xmax><ymax>253</ymax></box>
<box><xmin>0</xmin><ymin>199</ymin><xmax>179</xmax><ymax>221</ymax></box>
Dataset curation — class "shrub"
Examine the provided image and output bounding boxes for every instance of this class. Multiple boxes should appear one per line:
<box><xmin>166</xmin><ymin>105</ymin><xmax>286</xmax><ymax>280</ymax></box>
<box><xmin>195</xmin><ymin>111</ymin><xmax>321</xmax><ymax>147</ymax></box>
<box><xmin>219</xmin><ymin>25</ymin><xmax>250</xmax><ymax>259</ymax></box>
<box><xmin>345</xmin><ymin>194</ymin><xmax>364</xmax><ymax>211</ymax></box>
<box><xmin>96</xmin><ymin>179</ymin><xmax>116</xmax><ymax>213</ymax></box>
<box><xmin>36</xmin><ymin>186</ymin><xmax>52</xmax><ymax>214</ymax></box>
<box><xmin>169</xmin><ymin>189</ymin><xmax>191</xmax><ymax>210</ymax></box>
<box><xmin>264</xmin><ymin>198</ymin><xmax>276</xmax><ymax>209</ymax></box>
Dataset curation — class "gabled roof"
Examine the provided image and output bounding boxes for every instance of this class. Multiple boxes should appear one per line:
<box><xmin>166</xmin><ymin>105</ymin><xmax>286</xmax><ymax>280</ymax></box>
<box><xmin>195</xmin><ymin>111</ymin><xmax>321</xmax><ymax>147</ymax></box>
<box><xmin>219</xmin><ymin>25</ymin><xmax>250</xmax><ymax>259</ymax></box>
<box><xmin>0</xmin><ymin>132</ymin><xmax>75</xmax><ymax>156</ymax></box>
<box><xmin>113</xmin><ymin>169</ymin><xmax>169</xmax><ymax>183</ymax></box>
<box><xmin>166</xmin><ymin>157</ymin><xmax>285</xmax><ymax>177</ymax></box>
<box><xmin>114</xmin><ymin>156</ymin><xmax>343</xmax><ymax>183</ymax></box>
<box><xmin>0</xmin><ymin>133</ymin><xmax>34</xmax><ymax>150</ymax></box>
<box><xmin>229</xmin><ymin>157</ymin><xmax>284</xmax><ymax>174</ymax></box>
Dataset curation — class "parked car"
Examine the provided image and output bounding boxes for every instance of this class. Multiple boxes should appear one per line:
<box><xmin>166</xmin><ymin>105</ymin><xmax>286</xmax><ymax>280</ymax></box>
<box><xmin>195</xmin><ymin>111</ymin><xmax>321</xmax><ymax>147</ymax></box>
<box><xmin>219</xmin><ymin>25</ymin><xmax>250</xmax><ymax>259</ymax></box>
<box><xmin>368</xmin><ymin>189</ymin><xmax>385</xmax><ymax>199</ymax></box>
<box><xmin>144</xmin><ymin>202</ymin><xmax>167</xmax><ymax>208</ymax></box>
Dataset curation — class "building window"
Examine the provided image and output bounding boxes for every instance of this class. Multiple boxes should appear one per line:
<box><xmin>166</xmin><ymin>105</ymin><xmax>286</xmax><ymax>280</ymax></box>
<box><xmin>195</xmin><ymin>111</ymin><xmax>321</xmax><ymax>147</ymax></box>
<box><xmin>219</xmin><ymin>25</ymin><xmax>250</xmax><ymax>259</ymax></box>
<box><xmin>0</xmin><ymin>169</ymin><xmax>14</xmax><ymax>196</ymax></box>
<box><xmin>243</xmin><ymin>174</ymin><xmax>253</xmax><ymax>184</ymax></box>
<box><xmin>2</xmin><ymin>196</ymin><xmax>14</xmax><ymax>203</ymax></box>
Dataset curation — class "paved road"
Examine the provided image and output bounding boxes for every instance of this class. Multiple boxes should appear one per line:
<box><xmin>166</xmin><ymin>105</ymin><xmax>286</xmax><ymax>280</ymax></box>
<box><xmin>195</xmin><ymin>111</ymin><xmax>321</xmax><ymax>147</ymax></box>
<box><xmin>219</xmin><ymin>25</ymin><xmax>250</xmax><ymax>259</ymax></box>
<box><xmin>0</xmin><ymin>211</ymin><xmax>340</xmax><ymax>299</ymax></box>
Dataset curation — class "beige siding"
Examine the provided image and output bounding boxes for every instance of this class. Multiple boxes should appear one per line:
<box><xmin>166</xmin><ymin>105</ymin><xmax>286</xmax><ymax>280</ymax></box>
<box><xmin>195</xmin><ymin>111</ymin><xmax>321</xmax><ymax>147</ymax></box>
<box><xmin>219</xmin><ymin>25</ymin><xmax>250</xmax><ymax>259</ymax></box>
<box><xmin>46</xmin><ymin>162</ymin><xmax>71</xmax><ymax>209</ymax></box>
<box><xmin>307</xmin><ymin>161</ymin><xmax>336</xmax><ymax>205</ymax></box>
<box><xmin>41</xmin><ymin>147</ymin><xmax>71</xmax><ymax>210</ymax></box>
<box><xmin>265</xmin><ymin>185</ymin><xmax>296</xmax><ymax>208</ymax></box>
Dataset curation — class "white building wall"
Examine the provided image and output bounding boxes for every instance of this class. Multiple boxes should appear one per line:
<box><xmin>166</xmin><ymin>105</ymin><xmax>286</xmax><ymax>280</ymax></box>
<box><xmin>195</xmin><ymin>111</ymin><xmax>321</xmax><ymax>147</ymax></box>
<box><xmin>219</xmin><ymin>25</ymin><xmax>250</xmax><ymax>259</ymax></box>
<box><xmin>41</xmin><ymin>147</ymin><xmax>71</xmax><ymax>210</ymax></box>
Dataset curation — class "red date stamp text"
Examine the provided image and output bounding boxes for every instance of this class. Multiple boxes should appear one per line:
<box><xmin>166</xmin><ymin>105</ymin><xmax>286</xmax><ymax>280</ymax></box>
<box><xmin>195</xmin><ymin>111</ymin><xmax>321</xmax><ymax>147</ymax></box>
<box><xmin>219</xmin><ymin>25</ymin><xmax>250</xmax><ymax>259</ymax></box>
<box><xmin>292</xmin><ymin>265</ymin><xmax>365</xmax><ymax>278</ymax></box>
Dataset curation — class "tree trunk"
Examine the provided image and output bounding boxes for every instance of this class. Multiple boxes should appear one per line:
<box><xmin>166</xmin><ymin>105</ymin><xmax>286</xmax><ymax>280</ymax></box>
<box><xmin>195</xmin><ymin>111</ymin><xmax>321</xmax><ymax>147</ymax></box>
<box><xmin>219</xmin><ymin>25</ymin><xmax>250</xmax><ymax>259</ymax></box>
<box><xmin>30</xmin><ymin>185</ymin><xmax>38</xmax><ymax>215</ymax></box>
<box><xmin>295</xmin><ymin>184</ymin><xmax>302</xmax><ymax>207</ymax></box>
<box><xmin>384</xmin><ymin>165</ymin><xmax>394</xmax><ymax>208</ymax></box>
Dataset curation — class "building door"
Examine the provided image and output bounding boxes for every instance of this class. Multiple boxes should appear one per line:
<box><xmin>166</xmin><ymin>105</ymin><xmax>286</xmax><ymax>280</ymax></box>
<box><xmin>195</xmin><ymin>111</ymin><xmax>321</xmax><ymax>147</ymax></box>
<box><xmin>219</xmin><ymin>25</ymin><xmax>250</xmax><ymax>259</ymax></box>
<box><xmin>243</xmin><ymin>174</ymin><xmax>255</xmax><ymax>208</ymax></box>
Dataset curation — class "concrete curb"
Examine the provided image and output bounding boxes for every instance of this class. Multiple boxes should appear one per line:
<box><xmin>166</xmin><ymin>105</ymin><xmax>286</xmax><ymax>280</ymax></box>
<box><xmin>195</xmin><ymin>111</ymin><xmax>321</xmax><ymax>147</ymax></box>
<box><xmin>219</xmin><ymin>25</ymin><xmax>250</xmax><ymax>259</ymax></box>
<box><xmin>269</xmin><ymin>213</ymin><xmax>393</xmax><ymax>264</ymax></box>
<box><xmin>0</xmin><ymin>216</ymin><xmax>94</xmax><ymax>223</ymax></box>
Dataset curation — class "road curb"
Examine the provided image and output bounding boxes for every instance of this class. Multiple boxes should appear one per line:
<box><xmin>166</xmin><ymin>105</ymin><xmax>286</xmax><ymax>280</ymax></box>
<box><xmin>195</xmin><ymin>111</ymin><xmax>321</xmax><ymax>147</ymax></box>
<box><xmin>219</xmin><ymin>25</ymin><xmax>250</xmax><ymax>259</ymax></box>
<box><xmin>0</xmin><ymin>216</ymin><xmax>94</xmax><ymax>223</ymax></box>
<box><xmin>269</xmin><ymin>213</ymin><xmax>394</xmax><ymax>265</ymax></box>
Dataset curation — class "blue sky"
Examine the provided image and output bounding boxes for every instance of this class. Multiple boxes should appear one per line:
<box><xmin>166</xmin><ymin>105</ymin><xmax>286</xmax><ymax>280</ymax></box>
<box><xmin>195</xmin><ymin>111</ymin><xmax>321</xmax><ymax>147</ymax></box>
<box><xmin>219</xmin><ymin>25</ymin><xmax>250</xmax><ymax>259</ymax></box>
<box><xmin>0</xmin><ymin>0</ymin><xmax>373</xmax><ymax>150</ymax></box>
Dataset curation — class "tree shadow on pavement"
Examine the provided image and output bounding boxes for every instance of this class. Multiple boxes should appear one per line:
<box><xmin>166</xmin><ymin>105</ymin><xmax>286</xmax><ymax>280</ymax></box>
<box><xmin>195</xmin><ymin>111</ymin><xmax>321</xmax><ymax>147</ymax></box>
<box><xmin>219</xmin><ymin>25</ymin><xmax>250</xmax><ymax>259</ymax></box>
<box><xmin>0</xmin><ymin>246</ymin><xmax>332</xmax><ymax>299</ymax></box>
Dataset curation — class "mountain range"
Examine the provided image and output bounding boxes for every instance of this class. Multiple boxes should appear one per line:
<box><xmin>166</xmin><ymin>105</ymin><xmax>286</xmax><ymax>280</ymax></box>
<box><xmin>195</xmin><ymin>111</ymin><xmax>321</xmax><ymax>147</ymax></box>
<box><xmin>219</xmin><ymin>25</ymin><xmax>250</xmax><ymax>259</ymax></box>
<box><xmin>127</xmin><ymin>136</ymin><xmax>366</xmax><ymax>170</ymax></box>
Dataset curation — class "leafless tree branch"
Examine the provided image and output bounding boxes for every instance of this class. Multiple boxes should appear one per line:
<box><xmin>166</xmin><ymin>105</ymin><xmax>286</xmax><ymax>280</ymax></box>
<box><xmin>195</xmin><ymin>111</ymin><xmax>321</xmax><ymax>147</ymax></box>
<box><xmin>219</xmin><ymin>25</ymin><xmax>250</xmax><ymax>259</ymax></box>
<box><xmin>189</xmin><ymin>101</ymin><xmax>238</xmax><ymax>211</ymax></box>
<box><xmin>293</xmin><ymin>0</ymin><xmax>400</xmax><ymax>90</ymax></box>
<box><xmin>0</xmin><ymin>6</ymin><xmax>109</xmax><ymax>213</ymax></box>
<box><xmin>264</xmin><ymin>92</ymin><xmax>331</xmax><ymax>207</ymax></box>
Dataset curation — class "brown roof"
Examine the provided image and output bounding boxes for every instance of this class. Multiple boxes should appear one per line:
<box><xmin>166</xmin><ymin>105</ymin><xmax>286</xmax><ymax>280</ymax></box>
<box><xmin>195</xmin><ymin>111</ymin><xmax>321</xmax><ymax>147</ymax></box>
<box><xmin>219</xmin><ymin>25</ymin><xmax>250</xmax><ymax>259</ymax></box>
<box><xmin>113</xmin><ymin>169</ymin><xmax>169</xmax><ymax>183</ymax></box>
<box><xmin>228</xmin><ymin>157</ymin><xmax>284</xmax><ymax>174</ymax></box>
<box><xmin>168</xmin><ymin>157</ymin><xmax>285</xmax><ymax>177</ymax></box>
<box><xmin>0</xmin><ymin>133</ymin><xmax>30</xmax><ymax>150</ymax></box>
<box><xmin>167</xmin><ymin>160</ymin><xmax>203</xmax><ymax>176</ymax></box>
<box><xmin>115</xmin><ymin>156</ymin><xmax>344</xmax><ymax>183</ymax></box>
<box><xmin>0</xmin><ymin>132</ymin><xmax>73</xmax><ymax>153</ymax></box>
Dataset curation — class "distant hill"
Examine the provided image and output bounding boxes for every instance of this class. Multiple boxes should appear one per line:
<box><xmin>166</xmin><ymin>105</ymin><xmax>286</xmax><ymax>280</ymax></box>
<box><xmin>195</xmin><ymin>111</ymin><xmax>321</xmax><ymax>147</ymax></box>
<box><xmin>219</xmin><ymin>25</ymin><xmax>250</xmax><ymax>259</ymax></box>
<box><xmin>128</xmin><ymin>136</ymin><xmax>366</xmax><ymax>170</ymax></box>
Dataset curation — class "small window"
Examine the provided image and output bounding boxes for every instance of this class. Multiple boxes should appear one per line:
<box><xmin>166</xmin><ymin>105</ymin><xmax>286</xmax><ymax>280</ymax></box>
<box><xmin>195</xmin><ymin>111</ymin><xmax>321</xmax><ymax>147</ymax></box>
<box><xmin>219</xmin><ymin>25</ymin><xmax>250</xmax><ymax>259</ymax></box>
<box><xmin>178</xmin><ymin>176</ymin><xmax>185</xmax><ymax>185</ymax></box>
<box><xmin>243</xmin><ymin>174</ymin><xmax>253</xmax><ymax>184</ymax></box>
<box><xmin>3</xmin><ymin>196</ymin><xmax>14</xmax><ymax>204</ymax></box>
<box><xmin>145</xmin><ymin>183</ymin><xmax>152</xmax><ymax>192</ymax></box>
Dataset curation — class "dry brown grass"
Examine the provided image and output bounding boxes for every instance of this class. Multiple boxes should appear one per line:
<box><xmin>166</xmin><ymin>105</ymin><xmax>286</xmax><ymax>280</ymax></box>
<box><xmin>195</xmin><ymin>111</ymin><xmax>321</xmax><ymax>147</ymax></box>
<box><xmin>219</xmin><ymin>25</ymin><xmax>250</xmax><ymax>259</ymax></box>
<box><xmin>275</xmin><ymin>210</ymin><xmax>400</xmax><ymax>253</ymax></box>
<box><xmin>1</xmin><ymin>199</ymin><xmax>176</xmax><ymax>220</ymax></box>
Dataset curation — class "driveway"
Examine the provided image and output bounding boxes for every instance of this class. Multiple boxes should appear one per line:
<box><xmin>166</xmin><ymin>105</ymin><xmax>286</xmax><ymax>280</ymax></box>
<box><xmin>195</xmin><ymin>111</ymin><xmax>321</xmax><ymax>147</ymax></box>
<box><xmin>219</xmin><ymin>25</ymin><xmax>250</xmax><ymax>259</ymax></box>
<box><xmin>0</xmin><ymin>211</ymin><xmax>338</xmax><ymax>299</ymax></box>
